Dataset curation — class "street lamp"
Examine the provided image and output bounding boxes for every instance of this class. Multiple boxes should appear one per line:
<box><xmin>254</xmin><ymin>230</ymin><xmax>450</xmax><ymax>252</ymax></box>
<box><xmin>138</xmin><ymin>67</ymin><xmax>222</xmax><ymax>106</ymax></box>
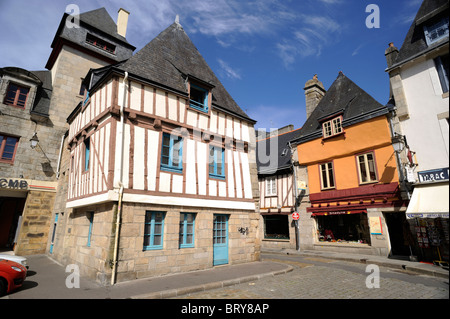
<box><xmin>391</xmin><ymin>133</ymin><xmax>407</xmax><ymax>153</ymax></box>
<box><xmin>30</xmin><ymin>132</ymin><xmax>39</xmax><ymax>149</ymax></box>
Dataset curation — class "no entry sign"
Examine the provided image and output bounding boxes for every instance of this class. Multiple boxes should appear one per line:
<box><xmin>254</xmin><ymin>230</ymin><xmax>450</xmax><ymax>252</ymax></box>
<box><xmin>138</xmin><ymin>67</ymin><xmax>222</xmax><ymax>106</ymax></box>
<box><xmin>292</xmin><ymin>212</ymin><xmax>299</xmax><ymax>220</ymax></box>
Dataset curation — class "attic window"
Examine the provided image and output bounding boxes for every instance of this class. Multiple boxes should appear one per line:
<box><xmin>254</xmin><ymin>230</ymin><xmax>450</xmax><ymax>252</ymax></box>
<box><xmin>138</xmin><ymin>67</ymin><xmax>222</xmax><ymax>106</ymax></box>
<box><xmin>189</xmin><ymin>84</ymin><xmax>209</xmax><ymax>113</ymax></box>
<box><xmin>322</xmin><ymin>116</ymin><xmax>343</xmax><ymax>138</ymax></box>
<box><xmin>424</xmin><ymin>16</ymin><xmax>449</xmax><ymax>46</ymax></box>
<box><xmin>281</xmin><ymin>148</ymin><xmax>289</xmax><ymax>156</ymax></box>
<box><xmin>86</xmin><ymin>33</ymin><xmax>116</xmax><ymax>54</ymax></box>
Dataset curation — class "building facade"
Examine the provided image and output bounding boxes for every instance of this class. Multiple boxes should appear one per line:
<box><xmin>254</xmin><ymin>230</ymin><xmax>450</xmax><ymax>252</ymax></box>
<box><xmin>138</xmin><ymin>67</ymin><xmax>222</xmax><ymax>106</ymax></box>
<box><xmin>386</xmin><ymin>0</ymin><xmax>449</xmax><ymax>262</ymax></box>
<box><xmin>292</xmin><ymin>72</ymin><xmax>408</xmax><ymax>256</ymax></box>
<box><xmin>0</xmin><ymin>7</ymin><xmax>134</xmax><ymax>257</ymax></box>
<box><xmin>50</xmin><ymin>20</ymin><xmax>260</xmax><ymax>284</ymax></box>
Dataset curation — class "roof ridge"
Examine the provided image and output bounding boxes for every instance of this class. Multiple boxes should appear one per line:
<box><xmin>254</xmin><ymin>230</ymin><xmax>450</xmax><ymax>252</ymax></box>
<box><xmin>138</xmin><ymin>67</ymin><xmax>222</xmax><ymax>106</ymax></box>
<box><xmin>256</xmin><ymin>127</ymin><xmax>302</xmax><ymax>142</ymax></box>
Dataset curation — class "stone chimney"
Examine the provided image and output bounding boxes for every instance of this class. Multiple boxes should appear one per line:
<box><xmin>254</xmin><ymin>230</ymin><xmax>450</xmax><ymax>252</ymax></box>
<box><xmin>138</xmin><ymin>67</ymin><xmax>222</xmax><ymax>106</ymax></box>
<box><xmin>117</xmin><ymin>8</ymin><xmax>130</xmax><ymax>37</ymax></box>
<box><xmin>385</xmin><ymin>42</ymin><xmax>399</xmax><ymax>69</ymax></box>
<box><xmin>304</xmin><ymin>74</ymin><xmax>326</xmax><ymax>119</ymax></box>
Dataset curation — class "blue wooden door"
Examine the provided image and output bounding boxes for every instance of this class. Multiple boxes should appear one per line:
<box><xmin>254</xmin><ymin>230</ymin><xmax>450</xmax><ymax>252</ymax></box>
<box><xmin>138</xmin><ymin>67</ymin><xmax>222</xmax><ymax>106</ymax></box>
<box><xmin>213</xmin><ymin>214</ymin><xmax>229</xmax><ymax>266</ymax></box>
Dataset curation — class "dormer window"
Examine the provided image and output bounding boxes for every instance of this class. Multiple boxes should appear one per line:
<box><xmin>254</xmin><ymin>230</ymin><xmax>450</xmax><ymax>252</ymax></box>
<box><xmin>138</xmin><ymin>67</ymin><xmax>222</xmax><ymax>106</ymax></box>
<box><xmin>189</xmin><ymin>84</ymin><xmax>209</xmax><ymax>113</ymax></box>
<box><xmin>86</xmin><ymin>33</ymin><xmax>116</xmax><ymax>54</ymax></box>
<box><xmin>424</xmin><ymin>16</ymin><xmax>449</xmax><ymax>46</ymax></box>
<box><xmin>3</xmin><ymin>83</ymin><xmax>29</xmax><ymax>109</ymax></box>
<box><xmin>322</xmin><ymin>116</ymin><xmax>343</xmax><ymax>138</ymax></box>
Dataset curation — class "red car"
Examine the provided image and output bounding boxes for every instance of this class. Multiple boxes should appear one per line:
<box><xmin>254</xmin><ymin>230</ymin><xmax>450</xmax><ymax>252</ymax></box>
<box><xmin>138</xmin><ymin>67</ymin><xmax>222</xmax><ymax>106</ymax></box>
<box><xmin>0</xmin><ymin>259</ymin><xmax>27</xmax><ymax>296</ymax></box>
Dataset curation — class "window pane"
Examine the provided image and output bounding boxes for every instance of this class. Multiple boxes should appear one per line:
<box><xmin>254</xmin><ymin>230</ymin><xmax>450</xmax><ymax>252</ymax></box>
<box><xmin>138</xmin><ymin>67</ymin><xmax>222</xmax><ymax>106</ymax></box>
<box><xmin>5</xmin><ymin>84</ymin><xmax>18</xmax><ymax>104</ymax></box>
<box><xmin>328</xmin><ymin>164</ymin><xmax>335</xmax><ymax>187</ymax></box>
<box><xmin>187</xmin><ymin>214</ymin><xmax>194</xmax><ymax>223</ymax></box>
<box><xmin>359</xmin><ymin>156</ymin><xmax>367</xmax><ymax>182</ymax></box>
<box><xmin>162</xmin><ymin>134</ymin><xmax>170</xmax><ymax>147</ymax></box>
<box><xmin>155</xmin><ymin>212</ymin><xmax>164</xmax><ymax>222</ymax></box>
<box><xmin>153</xmin><ymin>235</ymin><xmax>161</xmax><ymax>246</ymax></box>
<box><xmin>143</xmin><ymin>235</ymin><xmax>150</xmax><ymax>247</ymax></box>
<box><xmin>321</xmin><ymin>164</ymin><xmax>328</xmax><ymax>188</ymax></box>
<box><xmin>186</xmin><ymin>234</ymin><xmax>193</xmax><ymax>244</ymax></box>
<box><xmin>367</xmin><ymin>154</ymin><xmax>377</xmax><ymax>181</ymax></box>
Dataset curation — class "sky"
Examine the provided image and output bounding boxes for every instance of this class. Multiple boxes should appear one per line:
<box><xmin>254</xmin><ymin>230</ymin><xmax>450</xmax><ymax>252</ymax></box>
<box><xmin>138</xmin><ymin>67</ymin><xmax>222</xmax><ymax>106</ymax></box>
<box><xmin>0</xmin><ymin>0</ymin><xmax>423</xmax><ymax>132</ymax></box>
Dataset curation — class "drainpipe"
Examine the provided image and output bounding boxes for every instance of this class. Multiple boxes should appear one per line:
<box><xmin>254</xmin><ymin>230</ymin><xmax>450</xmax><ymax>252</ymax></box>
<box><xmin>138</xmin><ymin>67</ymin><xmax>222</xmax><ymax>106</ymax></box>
<box><xmin>111</xmin><ymin>71</ymin><xmax>128</xmax><ymax>285</ymax></box>
<box><xmin>55</xmin><ymin>132</ymin><xmax>67</xmax><ymax>179</ymax></box>
<box><xmin>289</xmin><ymin>141</ymin><xmax>300</xmax><ymax>251</ymax></box>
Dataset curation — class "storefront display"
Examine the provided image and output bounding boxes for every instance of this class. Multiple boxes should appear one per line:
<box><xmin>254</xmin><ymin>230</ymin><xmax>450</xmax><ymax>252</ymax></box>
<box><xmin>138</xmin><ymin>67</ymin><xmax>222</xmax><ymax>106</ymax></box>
<box><xmin>315</xmin><ymin>211</ymin><xmax>371</xmax><ymax>244</ymax></box>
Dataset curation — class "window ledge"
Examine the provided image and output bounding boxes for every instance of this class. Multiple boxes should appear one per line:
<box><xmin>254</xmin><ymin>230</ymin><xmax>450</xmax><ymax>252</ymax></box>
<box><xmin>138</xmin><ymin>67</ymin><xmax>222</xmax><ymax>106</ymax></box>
<box><xmin>160</xmin><ymin>165</ymin><xmax>183</xmax><ymax>174</ymax></box>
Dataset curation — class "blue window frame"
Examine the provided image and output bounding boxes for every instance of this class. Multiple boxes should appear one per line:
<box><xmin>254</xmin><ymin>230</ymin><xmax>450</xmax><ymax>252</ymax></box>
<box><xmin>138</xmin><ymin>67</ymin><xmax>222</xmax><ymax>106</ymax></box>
<box><xmin>161</xmin><ymin>133</ymin><xmax>183</xmax><ymax>173</ymax></box>
<box><xmin>424</xmin><ymin>17</ymin><xmax>449</xmax><ymax>46</ymax></box>
<box><xmin>189</xmin><ymin>84</ymin><xmax>208</xmax><ymax>113</ymax></box>
<box><xmin>179</xmin><ymin>213</ymin><xmax>196</xmax><ymax>248</ymax></box>
<box><xmin>209</xmin><ymin>146</ymin><xmax>225</xmax><ymax>179</ymax></box>
<box><xmin>87</xmin><ymin>212</ymin><xmax>94</xmax><ymax>247</ymax></box>
<box><xmin>143</xmin><ymin>211</ymin><xmax>165</xmax><ymax>250</ymax></box>
<box><xmin>84</xmin><ymin>137</ymin><xmax>90</xmax><ymax>171</ymax></box>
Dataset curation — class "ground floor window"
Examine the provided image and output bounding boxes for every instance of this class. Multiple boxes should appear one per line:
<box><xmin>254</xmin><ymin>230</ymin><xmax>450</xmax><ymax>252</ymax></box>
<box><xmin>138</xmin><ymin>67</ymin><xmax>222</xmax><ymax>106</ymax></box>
<box><xmin>263</xmin><ymin>215</ymin><xmax>290</xmax><ymax>239</ymax></box>
<box><xmin>316</xmin><ymin>213</ymin><xmax>371</xmax><ymax>244</ymax></box>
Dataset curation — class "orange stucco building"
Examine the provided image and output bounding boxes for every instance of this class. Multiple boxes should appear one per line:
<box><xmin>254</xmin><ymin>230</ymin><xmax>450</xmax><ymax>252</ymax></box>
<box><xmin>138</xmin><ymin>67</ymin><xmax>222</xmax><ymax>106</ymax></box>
<box><xmin>292</xmin><ymin>73</ymin><xmax>409</xmax><ymax>256</ymax></box>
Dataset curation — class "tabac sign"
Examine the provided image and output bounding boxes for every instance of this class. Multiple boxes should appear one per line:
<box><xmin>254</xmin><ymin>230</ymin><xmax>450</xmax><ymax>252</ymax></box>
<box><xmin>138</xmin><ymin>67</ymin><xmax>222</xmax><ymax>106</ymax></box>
<box><xmin>417</xmin><ymin>167</ymin><xmax>449</xmax><ymax>183</ymax></box>
<box><xmin>0</xmin><ymin>178</ymin><xmax>28</xmax><ymax>190</ymax></box>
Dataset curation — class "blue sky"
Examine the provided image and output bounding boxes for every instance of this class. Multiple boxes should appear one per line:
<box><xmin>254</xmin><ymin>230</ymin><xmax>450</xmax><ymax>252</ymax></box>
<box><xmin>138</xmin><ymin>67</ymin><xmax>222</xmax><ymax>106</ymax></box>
<box><xmin>0</xmin><ymin>0</ymin><xmax>422</xmax><ymax>131</ymax></box>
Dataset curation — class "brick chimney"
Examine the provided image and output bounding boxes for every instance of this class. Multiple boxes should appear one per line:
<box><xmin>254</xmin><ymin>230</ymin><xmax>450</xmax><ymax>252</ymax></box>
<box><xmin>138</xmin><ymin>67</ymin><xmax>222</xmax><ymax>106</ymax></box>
<box><xmin>385</xmin><ymin>42</ymin><xmax>399</xmax><ymax>69</ymax></box>
<box><xmin>117</xmin><ymin>8</ymin><xmax>130</xmax><ymax>37</ymax></box>
<box><xmin>304</xmin><ymin>74</ymin><xmax>326</xmax><ymax>119</ymax></box>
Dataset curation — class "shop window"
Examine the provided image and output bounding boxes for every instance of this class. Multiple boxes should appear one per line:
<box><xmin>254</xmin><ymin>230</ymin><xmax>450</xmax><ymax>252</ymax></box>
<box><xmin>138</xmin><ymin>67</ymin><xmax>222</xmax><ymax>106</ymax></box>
<box><xmin>179</xmin><ymin>213</ymin><xmax>196</xmax><ymax>248</ymax></box>
<box><xmin>263</xmin><ymin>215</ymin><xmax>289</xmax><ymax>239</ymax></box>
<box><xmin>316</xmin><ymin>213</ymin><xmax>371</xmax><ymax>244</ymax></box>
<box><xmin>265</xmin><ymin>176</ymin><xmax>277</xmax><ymax>196</ymax></box>
<box><xmin>319</xmin><ymin>162</ymin><xmax>335</xmax><ymax>190</ymax></box>
<box><xmin>3</xmin><ymin>83</ymin><xmax>29</xmax><ymax>108</ymax></box>
<box><xmin>0</xmin><ymin>134</ymin><xmax>19</xmax><ymax>164</ymax></box>
<box><xmin>143</xmin><ymin>211</ymin><xmax>165</xmax><ymax>250</ymax></box>
<box><xmin>357</xmin><ymin>152</ymin><xmax>378</xmax><ymax>184</ymax></box>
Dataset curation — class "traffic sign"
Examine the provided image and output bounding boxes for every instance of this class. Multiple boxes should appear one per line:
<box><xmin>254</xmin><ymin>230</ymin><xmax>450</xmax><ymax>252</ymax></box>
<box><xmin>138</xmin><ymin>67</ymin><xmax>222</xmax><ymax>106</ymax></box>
<box><xmin>292</xmin><ymin>212</ymin><xmax>299</xmax><ymax>220</ymax></box>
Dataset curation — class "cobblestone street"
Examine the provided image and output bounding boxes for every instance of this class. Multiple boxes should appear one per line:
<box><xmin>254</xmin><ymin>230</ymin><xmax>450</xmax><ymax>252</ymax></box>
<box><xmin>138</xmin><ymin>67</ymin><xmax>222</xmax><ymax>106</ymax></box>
<box><xmin>178</xmin><ymin>254</ymin><xmax>449</xmax><ymax>299</ymax></box>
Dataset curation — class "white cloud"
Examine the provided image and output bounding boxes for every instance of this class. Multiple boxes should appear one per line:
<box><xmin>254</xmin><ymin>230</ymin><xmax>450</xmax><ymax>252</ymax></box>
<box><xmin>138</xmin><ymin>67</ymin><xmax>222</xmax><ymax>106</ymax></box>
<box><xmin>217</xmin><ymin>59</ymin><xmax>241</xmax><ymax>80</ymax></box>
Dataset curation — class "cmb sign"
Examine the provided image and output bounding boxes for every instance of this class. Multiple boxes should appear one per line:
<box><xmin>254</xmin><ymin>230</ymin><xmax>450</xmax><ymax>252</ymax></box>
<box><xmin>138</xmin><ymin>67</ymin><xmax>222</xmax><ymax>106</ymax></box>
<box><xmin>0</xmin><ymin>178</ymin><xmax>28</xmax><ymax>189</ymax></box>
<box><xmin>417</xmin><ymin>167</ymin><xmax>449</xmax><ymax>183</ymax></box>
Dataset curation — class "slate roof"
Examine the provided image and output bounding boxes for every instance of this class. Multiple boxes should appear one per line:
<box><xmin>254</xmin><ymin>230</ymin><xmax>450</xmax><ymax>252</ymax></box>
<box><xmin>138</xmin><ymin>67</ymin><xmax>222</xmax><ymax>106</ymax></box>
<box><xmin>256</xmin><ymin>128</ymin><xmax>302</xmax><ymax>175</ymax></box>
<box><xmin>291</xmin><ymin>72</ymin><xmax>387</xmax><ymax>145</ymax></box>
<box><xmin>390</xmin><ymin>0</ymin><xmax>449</xmax><ymax>69</ymax></box>
<box><xmin>116</xmin><ymin>21</ymin><xmax>254</xmax><ymax>123</ymax></box>
<box><xmin>30</xmin><ymin>70</ymin><xmax>52</xmax><ymax>118</ymax></box>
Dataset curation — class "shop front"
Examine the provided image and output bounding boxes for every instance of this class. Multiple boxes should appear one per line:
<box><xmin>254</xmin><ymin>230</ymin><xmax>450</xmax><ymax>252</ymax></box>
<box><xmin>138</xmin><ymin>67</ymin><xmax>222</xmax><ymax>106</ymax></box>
<box><xmin>0</xmin><ymin>177</ymin><xmax>57</xmax><ymax>255</ymax></box>
<box><xmin>405</xmin><ymin>182</ymin><xmax>449</xmax><ymax>265</ymax></box>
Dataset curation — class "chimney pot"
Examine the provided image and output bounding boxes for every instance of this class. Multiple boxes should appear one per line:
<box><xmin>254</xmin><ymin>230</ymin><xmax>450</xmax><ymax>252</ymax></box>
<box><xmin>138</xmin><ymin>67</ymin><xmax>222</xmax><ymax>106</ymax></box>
<box><xmin>117</xmin><ymin>8</ymin><xmax>130</xmax><ymax>37</ymax></box>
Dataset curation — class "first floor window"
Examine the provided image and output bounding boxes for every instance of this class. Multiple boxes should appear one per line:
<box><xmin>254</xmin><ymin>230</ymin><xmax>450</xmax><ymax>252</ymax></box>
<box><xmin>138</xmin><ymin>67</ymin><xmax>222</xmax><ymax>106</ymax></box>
<box><xmin>0</xmin><ymin>134</ymin><xmax>19</xmax><ymax>163</ymax></box>
<box><xmin>179</xmin><ymin>213</ymin><xmax>196</xmax><ymax>248</ymax></box>
<box><xmin>161</xmin><ymin>133</ymin><xmax>183</xmax><ymax>173</ymax></box>
<box><xmin>4</xmin><ymin>83</ymin><xmax>29</xmax><ymax>108</ymax></box>
<box><xmin>435</xmin><ymin>54</ymin><xmax>449</xmax><ymax>94</ymax></box>
<box><xmin>320</xmin><ymin>162</ymin><xmax>335</xmax><ymax>190</ymax></box>
<box><xmin>209</xmin><ymin>146</ymin><xmax>225</xmax><ymax>179</ymax></box>
<box><xmin>265</xmin><ymin>176</ymin><xmax>277</xmax><ymax>196</ymax></box>
<box><xmin>357</xmin><ymin>152</ymin><xmax>378</xmax><ymax>184</ymax></box>
<box><xmin>144</xmin><ymin>211</ymin><xmax>165</xmax><ymax>250</ymax></box>
<box><xmin>84</xmin><ymin>137</ymin><xmax>90</xmax><ymax>171</ymax></box>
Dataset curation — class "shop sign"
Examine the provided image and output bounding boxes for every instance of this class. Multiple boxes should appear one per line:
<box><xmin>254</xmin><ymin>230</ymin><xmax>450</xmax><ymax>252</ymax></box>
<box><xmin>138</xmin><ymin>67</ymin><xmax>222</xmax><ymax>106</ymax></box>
<box><xmin>417</xmin><ymin>167</ymin><xmax>449</xmax><ymax>183</ymax></box>
<box><xmin>369</xmin><ymin>217</ymin><xmax>383</xmax><ymax>235</ymax></box>
<box><xmin>0</xmin><ymin>178</ymin><xmax>28</xmax><ymax>189</ymax></box>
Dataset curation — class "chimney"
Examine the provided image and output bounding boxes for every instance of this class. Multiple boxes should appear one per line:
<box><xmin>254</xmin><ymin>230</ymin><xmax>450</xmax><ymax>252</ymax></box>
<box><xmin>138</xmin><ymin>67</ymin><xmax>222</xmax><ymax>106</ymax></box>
<box><xmin>117</xmin><ymin>8</ymin><xmax>130</xmax><ymax>37</ymax></box>
<box><xmin>304</xmin><ymin>74</ymin><xmax>326</xmax><ymax>119</ymax></box>
<box><xmin>385</xmin><ymin>42</ymin><xmax>399</xmax><ymax>69</ymax></box>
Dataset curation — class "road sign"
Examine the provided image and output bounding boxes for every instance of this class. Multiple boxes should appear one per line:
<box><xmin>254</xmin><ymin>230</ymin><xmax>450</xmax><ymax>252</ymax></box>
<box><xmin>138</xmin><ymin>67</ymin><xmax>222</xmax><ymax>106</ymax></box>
<box><xmin>292</xmin><ymin>212</ymin><xmax>299</xmax><ymax>220</ymax></box>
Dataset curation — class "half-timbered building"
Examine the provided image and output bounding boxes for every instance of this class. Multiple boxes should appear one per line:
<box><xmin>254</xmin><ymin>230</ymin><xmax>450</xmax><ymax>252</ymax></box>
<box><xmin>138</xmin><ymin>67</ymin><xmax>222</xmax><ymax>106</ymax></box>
<box><xmin>55</xmin><ymin>19</ymin><xmax>259</xmax><ymax>284</ymax></box>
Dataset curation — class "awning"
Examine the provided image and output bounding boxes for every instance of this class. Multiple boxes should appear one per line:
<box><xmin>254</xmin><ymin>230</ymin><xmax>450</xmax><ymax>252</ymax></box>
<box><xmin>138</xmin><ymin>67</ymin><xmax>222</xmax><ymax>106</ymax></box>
<box><xmin>406</xmin><ymin>183</ymin><xmax>449</xmax><ymax>219</ymax></box>
<box><xmin>312</xmin><ymin>210</ymin><xmax>366</xmax><ymax>217</ymax></box>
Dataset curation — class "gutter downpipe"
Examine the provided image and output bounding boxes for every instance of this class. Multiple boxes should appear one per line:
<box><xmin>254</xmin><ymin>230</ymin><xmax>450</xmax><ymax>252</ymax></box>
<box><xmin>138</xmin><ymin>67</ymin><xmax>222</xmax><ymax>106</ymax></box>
<box><xmin>56</xmin><ymin>131</ymin><xmax>67</xmax><ymax>179</ymax></box>
<box><xmin>289</xmin><ymin>141</ymin><xmax>300</xmax><ymax>251</ymax></box>
<box><xmin>111</xmin><ymin>71</ymin><xmax>128</xmax><ymax>285</ymax></box>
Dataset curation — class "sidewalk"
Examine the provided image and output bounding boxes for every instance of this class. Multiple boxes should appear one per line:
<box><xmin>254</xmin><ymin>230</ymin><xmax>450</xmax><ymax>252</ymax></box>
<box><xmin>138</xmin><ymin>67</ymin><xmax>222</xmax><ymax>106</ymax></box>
<box><xmin>262</xmin><ymin>248</ymin><xmax>449</xmax><ymax>279</ymax></box>
<box><xmin>6</xmin><ymin>254</ymin><xmax>293</xmax><ymax>299</ymax></box>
